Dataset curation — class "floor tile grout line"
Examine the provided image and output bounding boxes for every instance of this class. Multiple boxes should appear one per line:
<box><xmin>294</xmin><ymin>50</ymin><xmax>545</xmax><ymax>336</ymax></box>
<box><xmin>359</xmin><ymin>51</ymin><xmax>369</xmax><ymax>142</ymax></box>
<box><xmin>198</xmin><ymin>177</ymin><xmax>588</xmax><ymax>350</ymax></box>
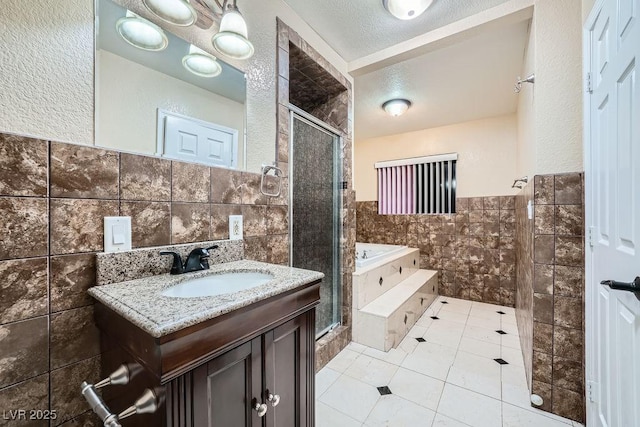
<box><xmin>316</xmin><ymin>385</ymin><xmax>370</xmax><ymax>426</ymax></box>
<box><xmin>320</xmin><ymin>297</ymin><xmax>577</xmax><ymax>427</ymax></box>
<box><xmin>502</xmin><ymin>400</ymin><xmax>574</xmax><ymax>425</ymax></box>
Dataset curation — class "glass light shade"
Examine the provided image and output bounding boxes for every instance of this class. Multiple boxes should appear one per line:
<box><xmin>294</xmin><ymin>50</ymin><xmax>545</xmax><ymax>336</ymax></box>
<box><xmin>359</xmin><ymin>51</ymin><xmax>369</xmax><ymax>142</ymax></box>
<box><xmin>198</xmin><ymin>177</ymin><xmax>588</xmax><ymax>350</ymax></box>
<box><xmin>116</xmin><ymin>12</ymin><xmax>168</xmax><ymax>51</ymax></box>
<box><xmin>182</xmin><ymin>46</ymin><xmax>222</xmax><ymax>78</ymax></box>
<box><xmin>141</xmin><ymin>0</ymin><xmax>197</xmax><ymax>26</ymax></box>
<box><xmin>212</xmin><ymin>9</ymin><xmax>254</xmax><ymax>60</ymax></box>
<box><xmin>382</xmin><ymin>0</ymin><xmax>434</xmax><ymax>20</ymax></box>
<box><xmin>382</xmin><ymin>99</ymin><xmax>411</xmax><ymax>116</ymax></box>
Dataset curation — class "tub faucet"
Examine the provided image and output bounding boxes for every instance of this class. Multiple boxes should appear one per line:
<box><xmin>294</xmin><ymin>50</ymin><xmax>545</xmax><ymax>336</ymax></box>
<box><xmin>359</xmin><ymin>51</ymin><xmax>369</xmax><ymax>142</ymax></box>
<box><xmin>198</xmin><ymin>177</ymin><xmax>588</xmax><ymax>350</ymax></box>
<box><xmin>160</xmin><ymin>245</ymin><xmax>219</xmax><ymax>275</ymax></box>
<box><xmin>362</xmin><ymin>250</ymin><xmax>369</xmax><ymax>259</ymax></box>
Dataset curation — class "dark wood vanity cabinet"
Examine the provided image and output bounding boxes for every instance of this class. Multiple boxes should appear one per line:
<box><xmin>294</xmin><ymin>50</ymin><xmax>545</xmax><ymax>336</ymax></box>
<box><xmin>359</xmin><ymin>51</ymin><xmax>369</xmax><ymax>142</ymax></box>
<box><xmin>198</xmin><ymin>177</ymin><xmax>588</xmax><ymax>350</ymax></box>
<box><xmin>95</xmin><ymin>280</ymin><xmax>320</xmax><ymax>427</ymax></box>
<box><xmin>189</xmin><ymin>313</ymin><xmax>314</xmax><ymax>426</ymax></box>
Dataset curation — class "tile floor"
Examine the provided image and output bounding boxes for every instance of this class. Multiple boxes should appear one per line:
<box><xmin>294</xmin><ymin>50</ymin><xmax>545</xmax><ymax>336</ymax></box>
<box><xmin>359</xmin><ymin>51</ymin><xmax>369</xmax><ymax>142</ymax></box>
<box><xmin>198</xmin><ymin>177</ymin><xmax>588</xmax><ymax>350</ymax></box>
<box><xmin>316</xmin><ymin>296</ymin><xmax>585</xmax><ymax>427</ymax></box>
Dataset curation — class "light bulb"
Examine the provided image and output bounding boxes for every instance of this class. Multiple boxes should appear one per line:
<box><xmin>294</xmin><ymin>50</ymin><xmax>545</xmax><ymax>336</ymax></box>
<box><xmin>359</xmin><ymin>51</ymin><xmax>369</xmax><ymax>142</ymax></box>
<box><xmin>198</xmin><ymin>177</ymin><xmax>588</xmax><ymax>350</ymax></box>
<box><xmin>116</xmin><ymin>12</ymin><xmax>168</xmax><ymax>51</ymax></box>
<box><xmin>142</xmin><ymin>0</ymin><xmax>197</xmax><ymax>26</ymax></box>
<box><xmin>382</xmin><ymin>99</ymin><xmax>412</xmax><ymax>116</ymax></box>
<box><xmin>383</xmin><ymin>0</ymin><xmax>434</xmax><ymax>20</ymax></box>
<box><xmin>212</xmin><ymin>8</ymin><xmax>254</xmax><ymax>60</ymax></box>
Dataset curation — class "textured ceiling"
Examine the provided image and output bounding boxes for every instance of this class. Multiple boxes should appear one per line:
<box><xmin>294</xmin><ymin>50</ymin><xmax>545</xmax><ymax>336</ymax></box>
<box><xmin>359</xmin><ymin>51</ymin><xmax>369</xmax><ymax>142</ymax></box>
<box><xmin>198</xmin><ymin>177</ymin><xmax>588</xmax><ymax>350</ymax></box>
<box><xmin>281</xmin><ymin>0</ymin><xmax>513</xmax><ymax>62</ymax></box>
<box><xmin>354</xmin><ymin>20</ymin><xmax>529</xmax><ymax>139</ymax></box>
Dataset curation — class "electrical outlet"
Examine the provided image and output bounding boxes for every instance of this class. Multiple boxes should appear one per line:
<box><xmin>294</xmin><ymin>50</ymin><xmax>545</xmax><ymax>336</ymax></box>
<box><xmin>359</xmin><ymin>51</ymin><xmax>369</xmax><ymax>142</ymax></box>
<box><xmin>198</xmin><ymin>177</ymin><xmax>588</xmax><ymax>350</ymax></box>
<box><xmin>229</xmin><ymin>215</ymin><xmax>243</xmax><ymax>240</ymax></box>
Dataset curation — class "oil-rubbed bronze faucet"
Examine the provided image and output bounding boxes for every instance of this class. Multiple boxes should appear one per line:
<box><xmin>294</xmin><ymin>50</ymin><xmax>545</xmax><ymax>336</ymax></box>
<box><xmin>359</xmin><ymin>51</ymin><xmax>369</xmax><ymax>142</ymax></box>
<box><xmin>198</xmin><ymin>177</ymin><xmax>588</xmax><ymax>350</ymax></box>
<box><xmin>160</xmin><ymin>245</ymin><xmax>219</xmax><ymax>275</ymax></box>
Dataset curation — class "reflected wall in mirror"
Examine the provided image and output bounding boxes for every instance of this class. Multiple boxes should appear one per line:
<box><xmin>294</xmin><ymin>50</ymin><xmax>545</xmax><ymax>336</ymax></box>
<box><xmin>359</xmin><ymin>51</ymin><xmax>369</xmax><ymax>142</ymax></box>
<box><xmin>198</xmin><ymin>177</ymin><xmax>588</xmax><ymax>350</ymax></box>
<box><xmin>96</xmin><ymin>0</ymin><xmax>248</xmax><ymax>169</ymax></box>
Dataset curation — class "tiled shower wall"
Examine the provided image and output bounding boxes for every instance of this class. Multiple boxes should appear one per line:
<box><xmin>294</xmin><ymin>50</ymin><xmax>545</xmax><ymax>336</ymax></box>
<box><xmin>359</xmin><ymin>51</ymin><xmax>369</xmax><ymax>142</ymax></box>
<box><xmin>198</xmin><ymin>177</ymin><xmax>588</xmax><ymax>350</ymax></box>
<box><xmin>276</xmin><ymin>20</ymin><xmax>356</xmax><ymax>370</ymax></box>
<box><xmin>356</xmin><ymin>195</ymin><xmax>517</xmax><ymax>307</ymax></box>
<box><xmin>0</xmin><ymin>133</ymin><xmax>289</xmax><ymax>425</ymax></box>
<box><xmin>515</xmin><ymin>173</ymin><xmax>585</xmax><ymax>423</ymax></box>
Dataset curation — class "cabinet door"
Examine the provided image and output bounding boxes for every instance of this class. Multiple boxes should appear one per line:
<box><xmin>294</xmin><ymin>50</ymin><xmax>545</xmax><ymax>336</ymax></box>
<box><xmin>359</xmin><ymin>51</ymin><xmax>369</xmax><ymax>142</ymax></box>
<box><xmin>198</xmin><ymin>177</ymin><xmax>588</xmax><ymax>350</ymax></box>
<box><xmin>263</xmin><ymin>311</ymin><xmax>315</xmax><ymax>427</ymax></box>
<box><xmin>192</xmin><ymin>337</ymin><xmax>263</xmax><ymax>427</ymax></box>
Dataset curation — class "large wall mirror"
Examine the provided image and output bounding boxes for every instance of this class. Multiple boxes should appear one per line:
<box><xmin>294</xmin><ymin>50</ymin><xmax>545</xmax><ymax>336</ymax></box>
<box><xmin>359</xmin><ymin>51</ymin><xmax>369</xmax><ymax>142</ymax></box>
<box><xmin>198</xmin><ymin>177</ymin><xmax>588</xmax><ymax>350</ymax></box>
<box><xmin>96</xmin><ymin>0</ymin><xmax>260</xmax><ymax>171</ymax></box>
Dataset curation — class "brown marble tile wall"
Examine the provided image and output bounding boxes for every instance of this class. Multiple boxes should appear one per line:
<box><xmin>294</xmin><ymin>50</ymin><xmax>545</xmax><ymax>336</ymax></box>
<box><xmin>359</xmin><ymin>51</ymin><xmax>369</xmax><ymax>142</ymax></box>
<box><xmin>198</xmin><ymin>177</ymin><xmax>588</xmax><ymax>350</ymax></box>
<box><xmin>0</xmin><ymin>134</ymin><xmax>288</xmax><ymax>425</ymax></box>
<box><xmin>277</xmin><ymin>19</ymin><xmax>355</xmax><ymax>371</ymax></box>
<box><xmin>356</xmin><ymin>195</ymin><xmax>517</xmax><ymax>307</ymax></box>
<box><xmin>515</xmin><ymin>173</ymin><xmax>585</xmax><ymax>423</ymax></box>
<box><xmin>534</xmin><ymin>173</ymin><xmax>585</xmax><ymax>422</ymax></box>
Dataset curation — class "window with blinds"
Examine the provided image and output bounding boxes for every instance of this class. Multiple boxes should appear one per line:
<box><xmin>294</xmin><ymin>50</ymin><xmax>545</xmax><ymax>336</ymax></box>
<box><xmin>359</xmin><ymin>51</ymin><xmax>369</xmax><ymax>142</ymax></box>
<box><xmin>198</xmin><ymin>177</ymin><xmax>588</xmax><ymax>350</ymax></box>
<box><xmin>375</xmin><ymin>153</ymin><xmax>458</xmax><ymax>215</ymax></box>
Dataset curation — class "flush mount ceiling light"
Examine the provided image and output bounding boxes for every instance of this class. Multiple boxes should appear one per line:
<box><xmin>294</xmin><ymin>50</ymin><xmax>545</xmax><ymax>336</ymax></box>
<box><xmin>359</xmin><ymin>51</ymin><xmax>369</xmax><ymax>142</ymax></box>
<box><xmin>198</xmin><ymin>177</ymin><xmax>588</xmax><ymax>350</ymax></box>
<box><xmin>116</xmin><ymin>11</ymin><xmax>168</xmax><ymax>51</ymax></box>
<box><xmin>211</xmin><ymin>1</ymin><xmax>254</xmax><ymax>60</ymax></box>
<box><xmin>141</xmin><ymin>0</ymin><xmax>197</xmax><ymax>26</ymax></box>
<box><xmin>382</xmin><ymin>0</ymin><xmax>434</xmax><ymax>20</ymax></box>
<box><xmin>382</xmin><ymin>99</ymin><xmax>411</xmax><ymax>116</ymax></box>
<box><xmin>182</xmin><ymin>45</ymin><xmax>222</xmax><ymax>77</ymax></box>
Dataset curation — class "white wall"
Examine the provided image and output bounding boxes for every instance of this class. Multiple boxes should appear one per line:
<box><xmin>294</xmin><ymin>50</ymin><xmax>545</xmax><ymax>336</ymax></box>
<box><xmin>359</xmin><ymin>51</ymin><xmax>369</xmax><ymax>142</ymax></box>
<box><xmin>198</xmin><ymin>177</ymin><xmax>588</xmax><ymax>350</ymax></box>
<box><xmin>583</xmin><ymin>0</ymin><xmax>596</xmax><ymax>22</ymax></box>
<box><xmin>0</xmin><ymin>0</ymin><xmax>352</xmax><ymax>173</ymax></box>
<box><xmin>517</xmin><ymin>19</ymin><xmax>536</xmax><ymax>178</ymax></box>
<box><xmin>0</xmin><ymin>0</ymin><xmax>94</xmax><ymax>145</ymax></box>
<box><xmin>534</xmin><ymin>0</ymin><xmax>583</xmax><ymax>175</ymax></box>
<box><xmin>97</xmin><ymin>50</ymin><xmax>245</xmax><ymax>164</ymax></box>
<box><xmin>516</xmin><ymin>0</ymin><xmax>584</xmax><ymax>178</ymax></box>
<box><xmin>355</xmin><ymin>114</ymin><xmax>519</xmax><ymax>201</ymax></box>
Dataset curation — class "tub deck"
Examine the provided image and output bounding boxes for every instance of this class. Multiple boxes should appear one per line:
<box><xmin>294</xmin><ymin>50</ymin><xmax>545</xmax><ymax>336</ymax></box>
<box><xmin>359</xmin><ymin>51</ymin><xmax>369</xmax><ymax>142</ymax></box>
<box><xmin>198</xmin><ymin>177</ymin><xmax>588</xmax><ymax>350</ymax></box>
<box><xmin>352</xmin><ymin>244</ymin><xmax>439</xmax><ymax>351</ymax></box>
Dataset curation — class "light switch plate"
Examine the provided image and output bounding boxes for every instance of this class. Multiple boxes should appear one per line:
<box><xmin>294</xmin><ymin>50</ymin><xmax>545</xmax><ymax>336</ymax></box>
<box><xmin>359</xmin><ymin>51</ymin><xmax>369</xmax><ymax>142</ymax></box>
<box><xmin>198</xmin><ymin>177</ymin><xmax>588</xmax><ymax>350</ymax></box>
<box><xmin>229</xmin><ymin>215</ymin><xmax>243</xmax><ymax>240</ymax></box>
<box><xmin>104</xmin><ymin>217</ymin><xmax>132</xmax><ymax>253</ymax></box>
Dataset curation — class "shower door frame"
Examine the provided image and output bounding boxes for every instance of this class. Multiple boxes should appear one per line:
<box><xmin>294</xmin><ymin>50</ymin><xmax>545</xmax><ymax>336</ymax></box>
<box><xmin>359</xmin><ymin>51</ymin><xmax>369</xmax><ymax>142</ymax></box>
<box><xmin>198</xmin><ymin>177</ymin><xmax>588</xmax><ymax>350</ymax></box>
<box><xmin>288</xmin><ymin>104</ymin><xmax>343</xmax><ymax>339</ymax></box>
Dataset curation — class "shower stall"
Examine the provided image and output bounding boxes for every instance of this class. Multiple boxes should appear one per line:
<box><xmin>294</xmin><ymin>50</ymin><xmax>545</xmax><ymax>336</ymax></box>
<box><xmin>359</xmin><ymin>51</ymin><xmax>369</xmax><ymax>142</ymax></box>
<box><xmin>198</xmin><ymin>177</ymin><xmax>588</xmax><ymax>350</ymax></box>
<box><xmin>289</xmin><ymin>106</ymin><xmax>342</xmax><ymax>338</ymax></box>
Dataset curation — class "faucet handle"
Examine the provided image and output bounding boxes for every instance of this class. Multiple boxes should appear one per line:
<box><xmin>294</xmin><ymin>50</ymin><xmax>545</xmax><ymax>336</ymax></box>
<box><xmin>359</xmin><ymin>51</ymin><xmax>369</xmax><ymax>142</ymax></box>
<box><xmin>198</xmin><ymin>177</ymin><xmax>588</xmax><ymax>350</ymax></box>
<box><xmin>206</xmin><ymin>245</ymin><xmax>219</xmax><ymax>252</ymax></box>
<box><xmin>159</xmin><ymin>251</ymin><xmax>184</xmax><ymax>275</ymax></box>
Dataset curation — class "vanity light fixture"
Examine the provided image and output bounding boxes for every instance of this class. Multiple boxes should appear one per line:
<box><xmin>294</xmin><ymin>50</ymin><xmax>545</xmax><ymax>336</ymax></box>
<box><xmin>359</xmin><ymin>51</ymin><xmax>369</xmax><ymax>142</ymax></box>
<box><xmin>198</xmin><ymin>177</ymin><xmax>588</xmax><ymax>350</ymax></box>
<box><xmin>382</xmin><ymin>99</ymin><xmax>411</xmax><ymax>117</ymax></box>
<box><xmin>211</xmin><ymin>0</ymin><xmax>254</xmax><ymax>60</ymax></box>
<box><xmin>141</xmin><ymin>0</ymin><xmax>197</xmax><ymax>26</ymax></box>
<box><xmin>116</xmin><ymin>11</ymin><xmax>168</xmax><ymax>51</ymax></box>
<box><xmin>382</xmin><ymin>0</ymin><xmax>434</xmax><ymax>20</ymax></box>
<box><xmin>182</xmin><ymin>45</ymin><xmax>222</xmax><ymax>77</ymax></box>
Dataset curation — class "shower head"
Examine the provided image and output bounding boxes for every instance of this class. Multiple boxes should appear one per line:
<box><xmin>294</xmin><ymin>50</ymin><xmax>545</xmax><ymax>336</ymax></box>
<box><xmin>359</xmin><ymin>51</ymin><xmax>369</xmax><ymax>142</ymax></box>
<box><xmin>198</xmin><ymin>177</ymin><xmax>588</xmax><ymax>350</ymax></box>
<box><xmin>512</xmin><ymin>176</ymin><xmax>529</xmax><ymax>189</ymax></box>
<box><xmin>514</xmin><ymin>74</ymin><xmax>535</xmax><ymax>93</ymax></box>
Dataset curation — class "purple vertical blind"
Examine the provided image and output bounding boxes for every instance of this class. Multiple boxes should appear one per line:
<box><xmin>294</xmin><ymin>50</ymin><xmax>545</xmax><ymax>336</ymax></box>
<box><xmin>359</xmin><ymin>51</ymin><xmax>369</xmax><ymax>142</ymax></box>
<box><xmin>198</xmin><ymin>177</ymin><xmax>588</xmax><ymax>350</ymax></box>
<box><xmin>376</xmin><ymin>154</ymin><xmax>458</xmax><ymax>215</ymax></box>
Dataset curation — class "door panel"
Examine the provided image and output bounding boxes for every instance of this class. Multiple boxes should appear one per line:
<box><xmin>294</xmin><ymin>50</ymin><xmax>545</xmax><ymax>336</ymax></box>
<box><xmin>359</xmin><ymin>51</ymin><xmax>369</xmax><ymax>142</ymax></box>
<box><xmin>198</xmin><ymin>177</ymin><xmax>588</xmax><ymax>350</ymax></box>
<box><xmin>596</xmin><ymin>94</ymin><xmax>611</xmax><ymax>245</ymax></box>
<box><xmin>615</xmin><ymin>299</ymin><xmax>639</xmax><ymax>426</ymax></box>
<box><xmin>618</xmin><ymin>0</ymin><xmax>636</xmax><ymax>41</ymax></box>
<box><xmin>192</xmin><ymin>338</ymin><xmax>262</xmax><ymax>427</ymax></box>
<box><xmin>588</xmin><ymin>0</ymin><xmax>640</xmax><ymax>425</ymax></box>
<box><xmin>615</xmin><ymin>61</ymin><xmax>636</xmax><ymax>253</ymax></box>
<box><xmin>263</xmin><ymin>313</ymin><xmax>313</xmax><ymax>427</ymax></box>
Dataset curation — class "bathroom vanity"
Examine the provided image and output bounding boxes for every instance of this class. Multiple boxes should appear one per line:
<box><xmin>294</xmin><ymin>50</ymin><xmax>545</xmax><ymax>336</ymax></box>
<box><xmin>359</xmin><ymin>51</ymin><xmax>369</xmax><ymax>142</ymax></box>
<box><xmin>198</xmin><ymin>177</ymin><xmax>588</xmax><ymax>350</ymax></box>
<box><xmin>88</xmin><ymin>260</ymin><xmax>322</xmax><ymax>427</ymax></box>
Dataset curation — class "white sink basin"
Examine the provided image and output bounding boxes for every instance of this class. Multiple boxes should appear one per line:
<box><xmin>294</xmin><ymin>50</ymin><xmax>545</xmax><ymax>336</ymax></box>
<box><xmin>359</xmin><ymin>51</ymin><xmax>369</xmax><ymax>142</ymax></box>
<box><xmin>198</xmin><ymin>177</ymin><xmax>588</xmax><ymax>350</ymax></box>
<box><xmin>162</xmin><ymin>272</ymin><xmax>274</xmax><ymax>298</ymax></box>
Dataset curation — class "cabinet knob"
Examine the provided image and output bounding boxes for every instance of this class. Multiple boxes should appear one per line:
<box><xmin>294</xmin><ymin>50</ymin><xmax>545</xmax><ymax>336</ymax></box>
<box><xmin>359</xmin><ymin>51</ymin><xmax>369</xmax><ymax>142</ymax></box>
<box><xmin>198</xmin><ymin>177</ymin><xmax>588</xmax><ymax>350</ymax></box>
<box><xmin>253</xmin><ymin>402</ymin><xmax>268</xmax><ymax>417</ymax></box>
<box><xmin>268</xmin><ymin>392</ymin><xmax>280</xmax><ymax>407</ymax></box>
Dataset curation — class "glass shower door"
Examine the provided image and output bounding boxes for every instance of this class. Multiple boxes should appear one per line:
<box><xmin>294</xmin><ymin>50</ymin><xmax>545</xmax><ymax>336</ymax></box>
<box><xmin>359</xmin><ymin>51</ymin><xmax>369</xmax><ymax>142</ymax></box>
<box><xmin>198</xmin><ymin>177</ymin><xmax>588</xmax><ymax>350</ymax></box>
<box><xmin>290</xmin><ymin>110</ymin><xmax>341</xmax><ymax>338</ymax></box>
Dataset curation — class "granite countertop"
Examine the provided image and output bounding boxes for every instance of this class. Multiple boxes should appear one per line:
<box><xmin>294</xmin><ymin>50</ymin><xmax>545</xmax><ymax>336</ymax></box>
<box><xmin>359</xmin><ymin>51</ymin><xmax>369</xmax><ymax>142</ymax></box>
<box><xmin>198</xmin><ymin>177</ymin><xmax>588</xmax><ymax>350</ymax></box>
<box><xmin>88</xmin><ymin>260</ymin><xmax>324</xmax><ymax>338</ymax></box>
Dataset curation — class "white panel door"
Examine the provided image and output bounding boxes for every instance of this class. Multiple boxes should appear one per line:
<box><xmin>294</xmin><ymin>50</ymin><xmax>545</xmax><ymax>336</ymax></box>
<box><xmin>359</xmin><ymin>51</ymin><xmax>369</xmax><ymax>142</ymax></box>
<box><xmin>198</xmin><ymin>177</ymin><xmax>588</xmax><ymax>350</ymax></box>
<box><xmin>160</xmin><ymin>111</ymin><xmax>237</xmax><ymax>168</ymax></box>
<box><xmin>587</xmin><ymin>0</ymin><xmax>640</xmax><ymax>425</ymax></box>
